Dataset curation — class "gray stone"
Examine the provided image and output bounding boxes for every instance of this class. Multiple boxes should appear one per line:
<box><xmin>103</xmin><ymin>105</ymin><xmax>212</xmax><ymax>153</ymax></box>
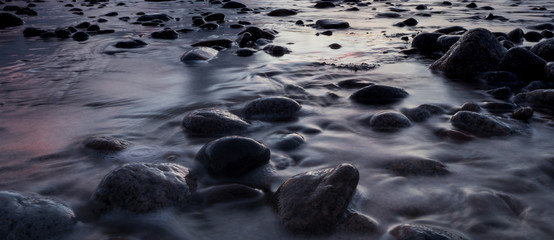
<box><xmin>91</xmin><ymin>163</ymin><xmax>197</xmax><ymax>213</ymax></box>
<box><xmin>389</xmin><ymin>224</ymin><xmax>468</xmax><ymax>240</ymax></box>
<box><xmin>180</xmin><ymin>47</ymin><xmax>219</xmax><ymax>62</ymax></box>
<box><xmin>451</xmin><ymin>111</ymin><xmax>514</xmax><ymax>137</ymax></box>
<box><xmin>0</xmin><ymin>191</ymin><xmax>76</xmax><ymax>240</ymax></box>
<box><xmin>498</xmin><ymin>47</ymin><xmax>546</xmax><ymax>80</ymax></box>
<box><xmin>243</xmin><ymin>96</ymin><xmax>301</xmax><ymax>121</ymax></box>
<box><xmin>268</xmin><ymin>132</ymin><xmax>305</xmax><ymax>150</ymax></box>
<box><xmin>513</xmin><ymin>89</ymin><xmax>554</xmax><ymax>114</ymax></box>
<box><xmin>401</xmin><ymin>104</ymin><xmax>445</xmax><ymax>122</ymax></box>
<box><xmin>369</xmin><ymin>111</ymin><xmax>412</xmax><ymax>132</ymax></box>
<box><xmin>430</xmin><ymin>28</ymin><xmax>507</xmax><ymax>77</ymax></box>
<box><xmin>350</xmin><ymin>85</ymin><xmax>409</xmax><ymax>104</ymax></box>
<box><xmin>82</xmin><ymin>136</ymin><xmax>131</xmax><ymax>152</ymax></box>
<box><xmin>181</xmin><ymin>108</ymin><xmax>249</xmax><ymax>135</ymax></box>
<box><xmin>383</xmin><ymin>157</ymin><xmax>450</xmax><ymax>177</ymax></box>
<box><xmin>0</xmin><ymin>12</ymin><xmax>23</xmax><ymax>29</ymax></box>
<box><xmin>273</xmin><ymin>164</ymin><xmax>359</xmax><ymax>234</ymax></box>
<box><xmin>314</xmin><ymin>19</ymin><xmax>350</xmax><ymax>29</ymax></box>
<box><xmin>151</xmin><ymin>29</ymin><xmax>178</xmax><ymax>39</ymax></box>
<box><xmin>412</xmin><ymin>32</ymin><xmax>443</xmax><ymax>52</ymax></box>
<box><xmin>238</xmin><ymin>27</ymin><xmax>276</xmax><ymax>41</ymax></box>
<box><xmin>524</xmin><ymin>31</ymin><xmax>543</xmax><ymax>42</ymax></box>
<box><xmin>195</xmin><ymin>136</ymin><xmax>270</xmax><ymax>177</ymax></box>
<box><xmin>531</xmin><ymin>39</ymin><xmax>554</xmax><ymax>62</ymax></box>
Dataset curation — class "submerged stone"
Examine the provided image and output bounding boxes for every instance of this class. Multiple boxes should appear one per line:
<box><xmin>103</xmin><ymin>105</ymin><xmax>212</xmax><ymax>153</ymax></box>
<box><xmin>191</xmin><ymin>39</ymin><xmax>234</xmax><ymax>48</ymax></box>
<box><xmin>82</xmin><ymin>136</ymin><xmax>131</xmax><ymax>152</ymax></box>
<box><xmin>137</xmin><ymin>13</ymin><xmax>172</xmax><ymax>22</ymax></box>
<box><xmin>180</xmin><ymin>47</ymin><xmax>218</xmax><ymax>62</ymax></box>
<box><xmin>151</xmin><ymin>29</ymin><xmax>178</xmax><ymax>39</ymax></box>
<box><xmin>243</xmin><ymin>96</ymin><xmax>301</xmax><ymax>121</ymax></box>
<box><xmin>350</xmin><ymin>85</ymin><xmax>409</xmax><ymax>104</ymax></box>
<box><xmin>196</xmin><ymin>184</ymin><xmax>265</xmax><ymax>206</ymax></box>
<box><xmin>450</xmin><ymin>111</ymin><xmax>513</xmax><ymax>137</ymax></box>
<box><xmin>390</xmin><ymin>224</ymin><xmax>469</xmax><ymax>240</ymax></box>
<box><xmin>383</xmin><ymin>157</ymin><xmax>450</xmax><ymax>177</ymax></box>
<box><xmin>263</xmin><ymin>45</ymin><xmax>291</xmax><ymax>57</ymax></box>
<box><xmin>181</xmin><ymin>108</ymin><xmax>249</xmax><ymax>135</ymax></box>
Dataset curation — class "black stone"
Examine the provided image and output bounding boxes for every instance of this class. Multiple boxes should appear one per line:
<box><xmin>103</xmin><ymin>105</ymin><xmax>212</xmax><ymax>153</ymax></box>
<box><xmin>114</xmin><ymin>39</ymin><xmax>147</xmax><ymax>48</ymax></box>
<box><xmin>191</xmin><ymin>39</ymin><xmax>234</xmax><ymax>48</ymax></box>
<box><xmin>182</xmin><ymin>108</ymin><xmax>249</xmax><ymax>135</ymax></box>
<box><xmin>508</xmin><ymin>28</ymin><xmax>524</xmax><ymax>43</ymax></box>
<box><xmin>450</xmin><ymin>111</ymin><xmax>513</xmax><ymax>137</ymax></box>
<box><xmin>411</xmin><ymin>32</ymin><xmax>443</xmax><ymax>52</ymax></box>
<box><xmin>263</xmin><ymin>45</ymin><xmax>291</xmax><ymax>57</ymax></box>
<box><xmin>243</xmin><ymin>96</ymin><xmax>301</xmax><ymax>121</ymax></box>
<box><xmin>0</xmin><ymin>12</ymin><xmax>23</xmax><ymax>28</ymax></box>
<box><xmin>205</xmin><ymin>13</ymin><xmax>224</xmax><ymax>21</ymax></box>
<box><xmin>513</xmin><ymin>89</ymin><xmax>554</xmax><ymax>114</ymax></box>
<box><xmin>383</xmin><ymin>157</ymin><xmax>449</xmax><ymax>177</ymax></box>
<box><xmin>23</xmin><ymin>27</ymin><xmax>45</xmax><ymax>37</ymax></box>
<box><xmin>530</xmin><ymin>39</ymin><xmax>554</xmax><ymax>61</ymax></box>
<box><xmin>151</xmin><ymin>29</ymin><xmax>178</xmax><ymax>39</ymax></box>
<box><xmin>72</xmin><ymin>31</ymin><xmax>89</xmax><ymax>41</ymax></box>
<box><xmin>498</xmin><ymin>47</ymin><xmax>546</xmax><ymax>81</ymax></box>
<box><xmin>268</xmin><ymin>9</ymin><xmax>297</xmax><ymax>17</ymax></box>
<box><xmin>314</xmin><ymin>1</ymin><xmax>335</xmax><ymax>8</ymax></box>
<box><xmin>314</xmin><ymin>19</ymin><xmax>350</xmax><ymax>29</ymax></box>
<box><xmin>222</xmin><ymin>1</ymin><xmax>246</xmax><ymax>8</ymax></box>
<box><xmin>350</xmin><ymin>85</ymin><xmax>409</xmax><ymax>104</ymax></box>
<box><xmin>137</xmin><ymin>13</ymin><xmax>172</xmax><ymax>22</ymax></box>
<box><xmin>524</xmin><ymin>31</ymin><xmax>543</xmax><ymax>42</ymax></box>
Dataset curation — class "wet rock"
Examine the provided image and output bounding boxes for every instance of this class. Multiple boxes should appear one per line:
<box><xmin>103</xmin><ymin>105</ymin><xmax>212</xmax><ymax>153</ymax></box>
<box><xmin>195</xmin><ymin>136</ymin><xmax>270</xmax><ymax>177</ymax></box>
<box><xmin>238</xmin><ymin>26</ymin><xmax>276</xmax><ymax>41</ymax></box>
<box><xmin>243</xmin><ymin>96</ymin><xmax>301</xmax><ymax>121</ymax></box>
<box><xmin>435</xmin><ymin>26</ymin><xmax>466</xmax><ymax>34</ymax></box>
<box><xmin>23</xmin><ymin>27</ymin><xmax>45</xmax><ymax>37</ymax></box>
<box><xmin>222</xmin><ymin>1</ymin><xmax>246</xmax><ymax>8</ymax></box>
<box><xmin>338</xmin><ymin>79</ymin><xmax>373</xmax><ymax>89</ymax></box>
<box><xmin>91</xmin><ymin>163</ymin><xmax>197</xmax><ymax>213</ymax></box>
<box><xmin>181</xmin><ymin>108</ymin><xmax>249</xmax><ymax>135</ymax></box>
<box><xmin>389</xmin><ymin>224</ymin><xmax>469</xmax><ymax>240</ymax></box>
<box><xmin>337</xmin><ymin>211</ymin><xmax>378</xmax><ymax>234</ymax></box>
<box><xmin>263</xmin><ymin>45</ymin><xmax>291</xmax><ymax>57</ymax></box>
<box><xmin>15</xmin><ymin>7</ymin><xmax>37</xmax><ymax>16</ymax></box>
<box><xmin>0</xmin><ymin>191</ymin><xmax>77</xmax><ymax>240</ymax></box>
<box><xmin>486</xmin><ymin>87</ymin><xmax>512</xmax><ymax>100</ymax></box>
<box><xmin>0</xmin><ymin>12</ymin><xmax>23</xmax><ymax>28</ymax></box>
<box><xmin>530</xmin><ymin>39</ymin><xmax>554</xmax><ymax>62</ymax></box>
<box><xmin>478</xmin><ymin>71</ymin><xmax>523</xmax><ymax>89</ymax></box>
<box><xmin>542</xmin><ymin>30</ymin><xmax>554</xmax><ymax>38</ymax></box>
<box><xmin>498</xmin><ymin>47</ymin><xmax>546</xmax><ymax>80</ymax></box>
<box><xmin>451</xmin><ymin>111</ymin><xmax>513</xmax><ymax>137</ymax></box>
<box><xmin>460</xmin><ymin>102</ymin><xmax>480</xmax><ymax>112</ymax></box>
<box><xmin>350</xmin><ymin>85</ymin><xmax>409</xmax><ymax>104</ymax></box>
<box><xmin>204</xmin><ymin>13</ymin><xmax>224</xmax><ymax>22</ymax></box>
<box><xmin>196</xmin><ymin>184</ymin><xmax>265</xmax><ymax>206</ymax></box>
<box><xmin>501</xmin><ymin>40</ymin><xmax>515</xmax><ymax>50</ymax></box>
<box><xmin>508</xmin><ymin>28</ymin><xmax>524</xmax><ymax>43</ymax></box>
<box><xmin>82</xmin><ymin>136</ymin><xmax>131</xmax><ymax>152</ymax></box>
<box><xmin>401</xmin><ymin>104</ymin><xmax>444</xmax><ymax>122</ymax></box>
<box><xmin>273</xmin><ymin>164</ymin><xmax>359</xmax><ymax>234</ymax></box>
<box><xmin>314</xmin><ymin>19</ymin><xmax>350</xmax><ymax>29</ymax></box>
<box><xmin>199</xmin><ymin>23</ymin><xmax>218</xmax><ymax>30</ymax></box>
<box><xmin>329</xmin><ymin>43</ymin><xmax>341</xmax><ymax>49</ymax></box>
<box><xmin>402</xmin><ymin>18</ymin><xmax>418</xmax><ymax>27</ymax></box>
<box><xmin>383</xmin><ymin>157</ymin><xmax>449</xmax><ymax>177</ymax></box>
<box><xmin>513</xmin><ymin>89</ymin><xmax>554</xmax><ymax>114</ymax></box>
<box><xmin>269</xmin><ymin>132</ymin><xmax>305</xmax><ymax>150</ymax></box>
<box><xmin>430</xmin><ymin>28</ymin><xmax>507</xmax><ymax>77</ymax></box>
<box><xmin>72</xmin><ymin>31</ymin><xmax>89</xmax><ymax>41</ymax></box>
<box><xmin>55</xmin><ymin>28</ymin><xmax>71</xmax><ymax>38</ymax></box>
<box><xmin>524</xmin><ymin>31</ymin><xmax>543</xmax><ymax>42</ymax></box>
<box><xmin>87</xmin><ymin>24</ymin><xmax>100</xmax><ymax>32</ymax></box>
<box><xmin>191</xmin><ymin>39</ymin><xmax>233</xmax><ymax>48</ymax></box>
<box><xmin>236</xmin><ymin>48</ymin><xmax>256</xmax><ymax>57</ymax></box>
<box><xmin>151</xmin><ymin>29</ymin><xmax>178</xmax><ymax>39</ymax></box>
<box><xmin>466</xmin><ymin>2</ymin><xmax>477</xmax><ymax>8</ymax></box>
<box><xmin>512</xmin><ymin>107</ymin><xmax>533</xmax><ymax>120</ymax></box>
<box><xmin>376</xmin><ymin>12</ymin><xmax>401</xmax><ymax>18</ymax></box>
<box><xmin>105</xmin><ymin>11</ymin><xmax>118</xmax><ymax>17</ymax></box>
<box><xmin>75</xmin><ymin>21</ymin><xmax>91</xmax><ymax>29</ymax></box>
<box><xmin>268</xmin><ymin>9</ymin><xmax>296</xmax><ymax>16</ymax></box>
<box><xmin>435</xmin><ymin>128</ymin><xmax>475</xmax><ymax>141</ymax></box>
<box><xmin>415</xmin><ymin>4</ymin><xmax>427</xmax><ymax>10</ymax></box>
<box><xmin>436</xmin><ymin>35</ymin><xmax>460</xmax><ymax>52</ymax></box>
<box><xmin>546</xmin><ymin>62</ymin><xmax>554</xmax><ymax>81</ymax></box>
<box><xmin>529</xmin><ymin>23</ymin><xmax>554</xmax><ymax>31</ymax></box>
<box><xmin>369</xmin><ymin>111</ymin><xmax>412</xmax><ymax>132</ymax></box>
<box><xmin>314</xmin><ymin>1</ymin><xmax>335</xmax><ymax>8</ymax></box>
<box><xmin>482</xmin><ymin>102</ymin><xmax>516</xmax><ymax>113</ymax></box>
<box><xmin>193</xmin><ymin>18</ymin><xmax>206</xmax><ymax>26</ymax></box>
<box><xmin>411</xmin><ymin>32</ymin><xmax>443</xmax><ymax>52</ymax></box>
<box><xmin>114</xmin><ymin>39</ymin><xmax>147</xmax><ymax>49</ymax></box>
<box><xmin>39</xmin><ymin>31</ymin><xmax>55</xmax><ymax>39</ymax></box>
<box><xmin>137</xmin><ymin>13</ymin><xmax>172</xmax><ymax>22</ymax></box>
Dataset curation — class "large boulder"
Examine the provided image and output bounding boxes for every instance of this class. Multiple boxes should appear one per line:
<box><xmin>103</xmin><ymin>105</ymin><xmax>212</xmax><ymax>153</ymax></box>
<box><xmin>350</xmin><ymin>85</ymin><xmax>409</xmax><ymax>104</ymax></box>
<box><xmin>430</xmin><ymin>28</ymin><xmax>507</xmax><ymax>77</ymax></box>
<box><xmin>181</xmin><ymin>108</ymin><xmax>249</xmax><ymax>136</ymax></box>
<box><xmin>530</xmin><ymin>39</ymin><xmax>554</xmax><ymax>62</ymax></box>
<box><xmin>272</xmin><ymin>164</ymin><xmax>359</xmax><ymax>234</ymax></box>
<box><xmin>243</xmin><ymin>96</ymin><xmax>301</xmax><ymax>121</ymax></box>
<box><xmin>0</xmin><ymin>191</ymin><xmax>77</xmax><ymax>240</ymax></box>
<box><xmin>91</xmin><ymin>163</ymin><xmax>197</xmax><ymax>213</ymax></box>
<box><xmin>195</xmin><ymin>136</ymin><xmax>270</xmax><ymax>177</ymax></box>
<box><xmin>513</xmin><ymin>89</ymin><xmax>554</xmax><ymax>114</ymax></box>
<box><xmin>450</xmin><ymin>111</ymin><xmax>514</xmax><ymax>137</ymax></box>
<box><xmin>498</xmin><ymin>47</ymin><xmax>546</xmax><ymax>81</ymax></box>
<box><xmin>0</xmin><ymin>12</ymin><xmax>24</xmax><ymax>29</ymax></box>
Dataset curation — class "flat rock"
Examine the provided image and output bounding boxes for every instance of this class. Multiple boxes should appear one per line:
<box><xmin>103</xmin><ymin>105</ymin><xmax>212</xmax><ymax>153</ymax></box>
<box><xmin>91</xmin><ymin>163</ymin><xmax>197</xmax><ymax>213</ymax></box>
<box><xmin>195</xmin><ymin>136</ymin><xmax>270</xmax><ymax>177</ymax></box>
<box><xmin>498</xmin><ymin>47</ymin><xmax>546</xmax><ymax>81</ymax></box>
<box><xmin>513</xmin><ymin>89</ymin><xmax>554</xmax><ymax>114</ymax></box>
<box><xmin>181</xmin><ymin>108</ymin><xmax>249</xmax><ymax>135</ymax></box>
<box><xmin>383</xmin><ymin>157</ymin><xmax>450</xmax><ymax>177</ymax></box>
<box><xmin>530</xmin><ymin>39</ymin><xmax>554</xmax><ymax>62</ymax></box>
<box><xmin>350</xmin><ymin>85</ymin><xmax>409</xmax><ymax>104</ymax></box>
<box><xmin>268</xmin><ymin>9</ymin><xmax>297</xmax><ymax>16</ymax></box>
<box><xmin>314</xmin><ymin>19</ymin><xmax>350</xmax><ymax>29</ymax></box>
<box><xmin>273</xmin><ymin>163</ymin><xmax>359</xmax><ymax>234</ymax></box>
<box><xmin>0</xmin><ymin>12</ymin><xmax>23</xmax><ymax>28</ymax></box>
<box><xmin>390</xmin><ymin>224</ymin><xmax>469</xmax><ymax>240</ymax></box>
<box><xmin>0</xmin><ymin>191</ymin><xmax>76</xmax><ymax>240</ymax></box>
<box><xmin>450</xmin><ymin>111</ymin><xmax>514</xmax><ymax>137</ymax></box>
<box><xmin>369</xmin><ymin>111</ymin><xmax>412</xmax><ymax>132</ymax></box>
<box><xmin>82</xmin><ymin>136</ymin><xmax>131</xmax><ymax>152</ymax></box>
<box><xmin>430</xmin><ymin>28</ymin><xmax>507</xmax><ymax>77</ymax></box>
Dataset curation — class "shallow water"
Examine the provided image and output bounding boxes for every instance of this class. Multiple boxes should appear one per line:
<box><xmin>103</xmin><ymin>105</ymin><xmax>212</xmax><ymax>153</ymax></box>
<box><xmin>1</xmin><ymin>0</ymin><xmax>554</xmax><ymax>239</ymax></box>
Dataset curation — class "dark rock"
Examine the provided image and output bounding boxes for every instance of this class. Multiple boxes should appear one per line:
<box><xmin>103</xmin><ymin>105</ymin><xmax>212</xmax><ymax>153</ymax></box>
<box><xmin>75</xmin><ymin>21</ymin><xmax>91</xmax><ymax>28</ymax></box>
<box><xmin>430</xmin><ymin>28</ymin><xmax>507</xmax><ymax>77</ymax></box>
<box><xmin>23</xmin><ymin>27</ymin><xmax>45</xmax><ymax>37</ymax></box>
<box><xmin>238</xmin><ymin>26</ymin><xmax>276</xmax><ymax>41</ymax></box>
<box><xmin>273</xmin><ymin>164</ymin><xmax>359</xmax><ymax>234</ymax></box>
<box><xmin>196</xmin><ymin>184</ymin><xmax>264</xmax><ymax>206</ymax></box>
<box><xmin>513</xmin><ymin>89</ymin><xmax>554</xmax><ymax>114</ymax></box>
<box><xmin>39</xmin><ymin>31</ymin><xmax>55</xmax><ymax>38</ymax></box>
<box><xmin>181</xmin><ymin>108</ymin><xmax>249</xmax><ymax>135</ymax></box>
<box><xmin>137</xmin><ymin>13</ymin><xmax>172</xmax><ymax>22</ymax></box>
<box><xmin>236</xmin><ymin>32</ymin><xmax>253</xmax><ymax>48</ymax></box>
<box><xmin>314</xmin><ymin>19</ymin><xmax>350</xmax><ymax>29</ymax></box>
<box><xmin>369</xmin><ymin>111</ymin><xmax>412</xmax><ymax>132</ymax></box>
<box><xmin>501</xmin><ymin>40</ymin><xmax>516</xmax><ymax>50</ymax></box>
<box><xmin>204</xmin><ymin>13</ymin><xmax>224</xmax><ymax>21</ymax></box>
<box><xmin>105</xmin><ymin>11</ymin><xmax>118</xmax><ymax>17</ymax></box>
<box><xmin>529</xmin><ymin>23</ymin><xmax>554</xmax><ymax>31</ymax></box>
<box><xmin>177</xmin><ymin>28</ymin><xmax>194</xmax><ymax>33</ymax></box>
<box><xmin>401</xmin><ymin>104</ymin><xmax>444</xmax><ymax>122</ymax></box>
<box><xmin>484</xmin><ymin>13</ymin><xmax>508</xmax><ymax>21</ymax></box>
<box><xmin>269</xmin><ymin>132</ymin><xmax>305</xmax><ymax>150</ymax></box>
<box><xmin>466</xmin><ymin>2</ymin><xmax>477</xmax><ymax>8</ymax></box>
<box><xmin>442</xmin><ymin>1</ymin><xmax>452</xmax><ymax>5</ymax></box>
<box><xmin>390</xmin><ymin>224</ymin><xmax>469</xmax><ymax>240</ymax></box>
<box><xmin>436</xmin><ymin>35</ymin><xmax>460</xmax><ymax>52</ymax></box>
<box><xmin>295</xmin><ymin>20</ymin><xmax>304</xmax><ymax>25</ymax></box>
<box><xmin>54</xmin><ymin>28</ymin><xmax>71</xmax><ymax>38</ymax></box>
<box><xmin>478</xmin><ymin>71</ymin><xmax>523</xmax><ymax>89</ymax></box>
<box><xmin>71</xmin><ymin>31</ymin><xmax>89</xmax><ymax>41</ymax></box>
<box><xmin>86</xmin><ymin>24</ymin><xmax>100</xmax><ymax>32</ymax></box>
<box><xmin>222</xmin><ymin>1</ymin><xmax>246</xmax><ymax>8</ymax></box>
<box><xmin>435</xmin><ymin>26</ymin><xmax>466</xmax><ymax>34</ymax></box>
<box><xmin>114</xmin><ymin>39</ymin><xmax>147</xmax><ymax>49</ymax></box>
<box><xmin>199</xmin><ymin>23</ymin><xmax>219</xmax><ymax>30</ymax></box>
<box><xmin>0</xmin><ymin>12</ymin><xmax>23</xmax><ymax>28</ymax></box>
<box><xmin>329</xmin><ymin>43</ymin><xmax>341</xmax><ymax>49</ymax></box>
<box><xmin>451</xmin><ymin>111</ymin><xmax>514</xmax><ymax>137</ymax></box>
<box><xmin>521</xmin><ymin>80</ymin><xmax>552</xmax><ymax>92</ymax></box>
<box><xmin>3</xmin><ymin>5</ymin><xmax>21</xmax><ymax>11</ymax></box>
<box><xmin>195</xmin><ymin>136</ymin><xmax>270</xmax><ymax>177</ymax></box>
<box><xmin>82</xmin><ymin>136</ymin><xmax>131</xmax><ymax>152</ymax></box>
<box><xmin>193</xmin><ymin>18</ymin><xmax>206</xmax><ymax>26</ymax></box>
<box><xmin>320</xmin><ymin>30</ymin><xmax>332</xmax><ymax>36</ymax></box>
<box><xmin>338</xmin><ymin>79</ymin><xmax>373</xmax><ymax>89</ymax></box>
<box><xmin>487</xmin><ymin>87</ymin><xmax>512</xmax><ymax>100</ymax></box>
<box><xmin>411</xmin><ymin>32</ymin><xmax>443</xmax><ymax>52</ymax></box>
<box><xmin>376</xmin><ymin>12</ymin><xmax>401</xmax><ymax>18</ymax></box>
<box><xmin>460</xmin><ymin>102</ymin><xmax>480</xmax><ymax>112</ymax></box>
<box><xmin>350</xmin><ymin>85</ymin><xmax>409</xmax><ymax>104</ymax></box>
<box><xmin>512</xmin><ymin>107</ymin><xmax>533</xmax><ymax>120</ymax></box>
<box><xmin>482</xmin><ymin>102</ymin><xmax>516</xmax><ymax>113</ymax></box>
<box><xmin>151</xmin><ymin>29</ymin><xmax>178</xmax><ymax>39</ymax></box>
<box><xmin>236</xmin><ymin>48</ymin><xmax>256</xmax><ymax>57</ymax></box>
<box><xmin>91</xmin><ymin>163</ymin><xmax>197</xmax><ymax>213</ymax></box>
<box><xmin>542</xmin><ymin>30</ymin><xmax>554</xmax><ymax>38</ymax></box>
<box><xmin>403</xmin><ymin>18</ymin><xmax>418</xmax><ymax>26</ymax></box>
<box><xmin>337</xmin><ymin>211</ymin><xmax>378</xmax><ymax>234</ymax></box>
<box><xmin>524</xmin><ymin>31</ymin><xmax>543</xmax><ymax>42</ymax></box>
<box><xmin>314</xmin><ymin>1</ymin><xmax>335</xmax><ymax>8</ymax></box>
<box><xmin>415</xmin><ymin>4</ymin><xmax>427</xmax><ymax>10</ymax></box>
<box><xmin>191</xmin><ymin>39</ymin><xmax>234</xmax><ymax>48</ymax></box>
<box><xmin>546</xmin><ymin>62</ymin><xmax>554</xmax><ymax>81</ymax></box>
<box><xmin>263</xmin><ymin>45</ymin><xmax>291</xmax><ymax>57</ymax></box>
<box><xmin>15</xmin><ymin>7</ymin><xmax>37</xmax><ymax>16</ymax></box>
<box><xmin>268</xmin><ymin>9</ymin><xmax>296</xmax><ymax>17</ymax></box>
<box><xmin>383</xmin><ymin>157</ymin><xmax>449</xmax><ymax>177</ymax></box>
<box><xmin>498</xmin><ymin>47</ymin><xmax>546</xmax><ymax>80</ymax></box>
<box><xmin>435</xmin><ymin>128</ymin><xmax>475</xmax><ymax>142</ymax></box>
<box><xmin>508</xmin><ymin>28</ymin><xmax>524</xmax><ymax>43</ymax></box>
<box><xmin>530</xmin><ymin>39</ymin><xmax>554</xmax><ymax>61</ymax></box>
<box><xmin>346</xmin><ymin>7</ymin><xmax>359</xmax><ymax>11</ymax></box>
<box><xmin>0</xmin><ymin>191</ymin><xmax>76</xmax><ymax>240</ymax></box>
<box><xmin>243</xmin><ymin>96</ymin><xmax>301</xmax><ymax>121</ymax></box>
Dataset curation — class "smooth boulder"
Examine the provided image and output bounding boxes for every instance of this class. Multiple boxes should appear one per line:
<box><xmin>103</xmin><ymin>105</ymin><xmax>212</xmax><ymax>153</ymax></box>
<box><xmin>350</xmin><ymin>85</ymin><xmax>409</xmax><ymax>104</ymax></box>
<box><xmin>273</xmin><ymin>164</ymin><xmax>359</xmax><ymax>234</ymax></box>
<box><xmin>369</xmin><ymin>111</ymin><xmax>412</xmax><ymax>132</ymax></box>
<box><xmin>450</xmin><ymin>111</ymin><xmax>513</xmax><ymax>137</ymax></box>
<box><xmin>181</xmin><ymin>108</ymin><xmax>249</xmax><ymax>135</ymax></box>
<box><xmin>91</xmin><ymin>163</ymin><xmax>197</xmax><ymax>213</ymax></box>
<box><xmin>0</xmin><ymin>12</ymin><xmax>23</xmax><ymax>29</ymax></box>
<box><xmin>0</xmin><ymin>191</ymin><xmax>76</xmax><ymax>240</ymax></box>
<box><xmin>268</xmin><ymin>9</ymin><xmax>297</xmax><ymax>16</ymax></box>
<box><xmin>513</xmin><ymin>89</ymin><xmax>554</xmax><ymax>114</ymax></box>
<box><xmin>498</xmin><ymin>47</ymin><xmax>546</xmax><ymax>80</ymax></box>
<box><xmin>530</xmin><ymin>39</ymin><xmax>554</xmax><ymax>62</ymax></box>
<box><xmin>195</xmin><ymin>136</ymin><xmax>270</xmax><ymax>177</ymax></box>
<box><xmin>82</xmin><ymin>135</ymin><xmax>131</xmax><ymax>152</ymax></box>
<box><xmin>314</xmin><ymin>19</ymin><xmax>350</xmax><ymax>29</ymax></box>
<box><xmin>243</xmin><ymin>96</ymin><xmax>301</xmax><ymax>121</ymax></box>
<box><xmin>429</xmin><ymin>28</ymin><xmax>507</xmax><ymax>77</ymax></box>
<box><xmin>411</xmin><ymin>33</ymin><xmax>443</xmax><ymax>52</ymax></box>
